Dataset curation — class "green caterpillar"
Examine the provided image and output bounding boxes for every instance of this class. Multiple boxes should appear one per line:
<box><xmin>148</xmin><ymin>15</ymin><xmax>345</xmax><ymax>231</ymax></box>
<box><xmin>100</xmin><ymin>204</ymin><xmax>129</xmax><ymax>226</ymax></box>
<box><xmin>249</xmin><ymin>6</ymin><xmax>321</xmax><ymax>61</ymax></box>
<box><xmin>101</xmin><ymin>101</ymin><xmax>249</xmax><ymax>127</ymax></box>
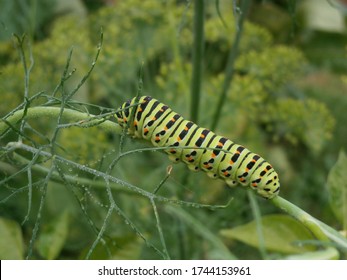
<box><xmin>116</xmin><ymin>96</ymin><xmax>280</xmax><ymax>199</ymax></box>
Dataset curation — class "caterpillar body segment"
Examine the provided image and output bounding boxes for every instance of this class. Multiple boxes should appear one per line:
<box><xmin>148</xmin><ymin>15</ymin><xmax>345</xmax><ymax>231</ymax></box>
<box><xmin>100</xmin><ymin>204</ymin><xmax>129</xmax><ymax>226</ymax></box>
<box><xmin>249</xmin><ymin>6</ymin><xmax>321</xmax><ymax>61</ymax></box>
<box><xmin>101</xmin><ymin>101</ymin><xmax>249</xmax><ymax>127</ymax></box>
<box><xmin>116</xmin><ymin>96</ymin><xmax>280</xmax><ymax>199</ymax></box>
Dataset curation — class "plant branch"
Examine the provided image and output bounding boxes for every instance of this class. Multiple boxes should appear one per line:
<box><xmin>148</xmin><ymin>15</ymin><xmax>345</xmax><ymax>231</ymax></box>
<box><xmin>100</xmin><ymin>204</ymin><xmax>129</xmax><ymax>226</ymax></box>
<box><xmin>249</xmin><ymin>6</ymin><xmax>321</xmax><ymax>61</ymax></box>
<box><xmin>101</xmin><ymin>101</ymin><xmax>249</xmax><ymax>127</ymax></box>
<box><xmin>190</xmin><ymin>0</ymin><xmax>205</xmax><ymax>123</ymax></box>
<box><xmin>271</xmin><ymin>195</ymin><xmax>347</xmax><ymax>258</ymax></box>
<box><xmin>210</xmin><ymin>0</ymin><xmax>251</xmax><ymax>131</ymax></box>
<box><xmin>0</xmin><ymin>106</ymin><xmax>122</xmax><ymax>136</ymax></box>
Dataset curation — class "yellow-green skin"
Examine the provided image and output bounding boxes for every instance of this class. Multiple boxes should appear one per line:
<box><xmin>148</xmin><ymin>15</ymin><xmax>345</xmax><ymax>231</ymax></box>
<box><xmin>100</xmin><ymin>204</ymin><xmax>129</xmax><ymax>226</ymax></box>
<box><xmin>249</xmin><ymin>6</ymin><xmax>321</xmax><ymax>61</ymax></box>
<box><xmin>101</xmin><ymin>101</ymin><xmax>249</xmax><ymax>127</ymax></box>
<box><xmin>116</xmin><ymin>96</ymin><xmax>280</xmax><ymax>199</ymax></box>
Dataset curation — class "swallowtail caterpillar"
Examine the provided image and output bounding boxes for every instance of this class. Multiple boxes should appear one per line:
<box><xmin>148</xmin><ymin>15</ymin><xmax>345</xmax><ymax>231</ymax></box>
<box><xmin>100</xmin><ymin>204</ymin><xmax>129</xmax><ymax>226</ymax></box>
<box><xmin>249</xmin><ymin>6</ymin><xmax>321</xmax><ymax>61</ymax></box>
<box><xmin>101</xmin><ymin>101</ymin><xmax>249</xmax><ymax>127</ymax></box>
<box><xmin>116</xmin><ymin>96</ymin><xmax>280</xmax><ymax>199</ymax></box>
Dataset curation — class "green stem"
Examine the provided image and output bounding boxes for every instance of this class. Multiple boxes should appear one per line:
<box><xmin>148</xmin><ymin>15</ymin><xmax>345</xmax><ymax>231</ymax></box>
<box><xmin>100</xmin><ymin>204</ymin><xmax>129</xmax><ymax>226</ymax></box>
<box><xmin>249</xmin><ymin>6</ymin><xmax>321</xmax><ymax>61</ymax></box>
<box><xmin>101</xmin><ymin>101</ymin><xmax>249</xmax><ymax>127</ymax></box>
<box><xmin>190</xmin><ymin>0</ymin><xmax>205</xmax><ymax>123</ymax></box>
<box><xmin>271</xmin><ymin>196</ymin><xmax>329</xmax><ymax>241</ymax></box>
<box><xmin>9</xmin><ymin>152</ymin><xmax>136</xmax><ymax>195</ymax></box>
<box><xmin>3</xmin><ymin>142</ymin><xmax>229</xmax><ymax>211</ymax></box>
<box><xmin>0</xmin><ymin>106</ymin><xmax>122</xmax><ymax>135</ymax></box>
<box><xmin>247</xmin><ymin>190</ymin><xmax>268</xmax><ymax>259</ymax></box>
<box><xmin>271</xmin><ymin>195</ymin><xmax>347</xmax><ymax>258</ymax></box>
<box><xmin>210</xmin><ymin>0</ymin><xmax>251</xmax><ymax>131</ymax></box>
<box><xmin>270</xmin><ymin>196</ymin><xmax>347</xmax><ymax>259</ymax></box>
<box><xmin>165</xmin><ymin>204</ymin><xmax>236</xmax><ymax>259</ymax></box>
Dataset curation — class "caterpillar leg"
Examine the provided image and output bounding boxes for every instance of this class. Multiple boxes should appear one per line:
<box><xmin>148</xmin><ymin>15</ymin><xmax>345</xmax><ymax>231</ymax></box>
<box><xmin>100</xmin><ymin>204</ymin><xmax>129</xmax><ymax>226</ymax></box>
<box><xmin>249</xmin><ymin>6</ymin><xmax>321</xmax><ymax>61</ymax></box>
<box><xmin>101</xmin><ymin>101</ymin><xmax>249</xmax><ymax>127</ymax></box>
<box><xmin>225</xmin><ymin>179</ymin><xmax>237</xmax><ymax>187</ymax></box>
<box><xmin>206</xmin><ymin>172</ymin><xmax>218</xmax><ymax>179</ymax></box>
<box><xmin>187</xmin><ymin>163</ymin><xmax>200</xmax><ymax>172</ymax></box>
<box><xmin>167</xmin><ymin>154</ymin><xmax>180</xmax><ymax>163</ymax></box>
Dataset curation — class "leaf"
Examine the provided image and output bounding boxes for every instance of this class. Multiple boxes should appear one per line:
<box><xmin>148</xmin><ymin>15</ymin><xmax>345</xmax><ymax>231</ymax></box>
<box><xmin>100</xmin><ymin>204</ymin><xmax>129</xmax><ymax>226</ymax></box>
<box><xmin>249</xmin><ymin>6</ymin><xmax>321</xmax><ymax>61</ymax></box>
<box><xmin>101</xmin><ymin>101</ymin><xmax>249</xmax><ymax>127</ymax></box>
<box><xmin>220</xmin><ymin>214</ymin><xmax>315</xmax><ymax>254</ymax></box>
<box><xmin>327</xmin><ymin>150</ymin><xmax>347</xmax><ymax>229</ymax></box>
<box><xmin>36</xmin><ymin>210</ymin><xmax>70</xmax><ymax>259</ymax></box>
<box><xmin>0</xmin><ymin>217</ymin><xmax>24</xmax><ymax>259</ymax></box>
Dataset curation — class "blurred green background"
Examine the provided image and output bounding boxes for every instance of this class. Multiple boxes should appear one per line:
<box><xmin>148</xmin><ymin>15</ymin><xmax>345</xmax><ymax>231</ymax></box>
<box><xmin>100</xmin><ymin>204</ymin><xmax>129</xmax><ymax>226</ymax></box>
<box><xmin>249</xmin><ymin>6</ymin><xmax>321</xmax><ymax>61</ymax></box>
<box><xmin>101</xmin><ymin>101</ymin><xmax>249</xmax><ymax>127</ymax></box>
<box><xmin>0</xmin><ymin>0</ymin><xmax>346</xmax><ymax>259</ymax></box>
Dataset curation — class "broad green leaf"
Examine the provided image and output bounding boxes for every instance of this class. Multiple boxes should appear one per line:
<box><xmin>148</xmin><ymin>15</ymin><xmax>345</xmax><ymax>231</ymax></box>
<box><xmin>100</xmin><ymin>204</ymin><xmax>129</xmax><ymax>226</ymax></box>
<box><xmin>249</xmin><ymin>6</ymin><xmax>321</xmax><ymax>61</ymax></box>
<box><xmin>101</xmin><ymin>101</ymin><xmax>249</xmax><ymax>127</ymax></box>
<box><xmin>327</xmin><ymin>150</ymin><xmax>347</xmax><ymax>229</ymax></box>
<box><xmin>286</xmin><ymin>246</ymin><xmax>339</xmax><ymax>260</ymax></box>
<box><xmin>220</xmin><ymin>214</ymin><xmax>315</xmax><ymax>254</ymax></box>
<box><xmin>0</xmin><ymin>217</ymin><xmax>24</xmax><ymax>259</ymax></box>
<box><xmin>36</xmin><ymin>210</ymin><xmax>70</xmax><ymax>259</ymax></box>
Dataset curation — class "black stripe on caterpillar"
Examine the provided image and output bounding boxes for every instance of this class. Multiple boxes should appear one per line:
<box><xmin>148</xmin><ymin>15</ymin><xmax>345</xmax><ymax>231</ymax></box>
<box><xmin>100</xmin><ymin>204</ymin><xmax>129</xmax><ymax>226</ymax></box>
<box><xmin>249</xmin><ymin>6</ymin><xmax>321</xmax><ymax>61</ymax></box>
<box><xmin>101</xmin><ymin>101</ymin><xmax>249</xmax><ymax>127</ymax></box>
<box><xmin>116</xmin><ymin>96</ymin><xmax>280</xmax><ymax>199</ymax></box>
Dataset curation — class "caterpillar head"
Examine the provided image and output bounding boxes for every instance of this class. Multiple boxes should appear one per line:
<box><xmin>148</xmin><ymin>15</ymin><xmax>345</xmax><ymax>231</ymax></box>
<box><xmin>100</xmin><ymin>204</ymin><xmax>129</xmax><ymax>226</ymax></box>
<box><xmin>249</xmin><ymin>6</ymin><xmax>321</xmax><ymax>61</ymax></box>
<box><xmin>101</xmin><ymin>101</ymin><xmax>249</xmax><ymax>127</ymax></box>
<box><xmin>256</xmin><ymin>170</ymin><xmax>280</xmax><ymax>199</ymax></box>
<box><xmin>116</xmin><ymin>96</ymin><xmax>154</xmax><ymax>139</ymax></box>
<box><xmin>115</xmin><ymin>99</ymin><xmax>132</xmax><ymax>128</ymax></box>
<box><xmin>115</xmin><ymin>98</ymin><xmax>141</xmax><ymax>138</ymax></box>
